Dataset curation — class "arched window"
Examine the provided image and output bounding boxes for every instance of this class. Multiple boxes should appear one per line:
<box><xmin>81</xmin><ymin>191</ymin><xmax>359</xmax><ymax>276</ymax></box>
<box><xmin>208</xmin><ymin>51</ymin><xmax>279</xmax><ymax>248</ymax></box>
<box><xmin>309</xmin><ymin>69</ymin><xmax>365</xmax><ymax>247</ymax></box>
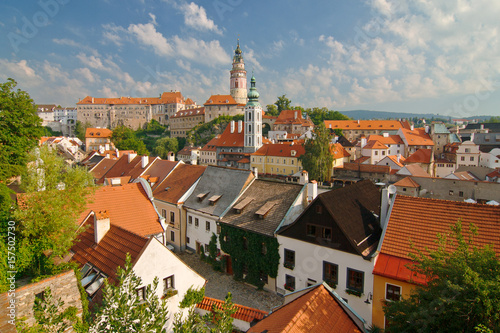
<box><xmin>248</xmin><ymin>124</ymin><xmax>252</xmax><ymax>133</ymax></box>
<box><xmin>248</xmin><ymin>112</ymin><xmax>252</xmax><ymax>121</ymax></box>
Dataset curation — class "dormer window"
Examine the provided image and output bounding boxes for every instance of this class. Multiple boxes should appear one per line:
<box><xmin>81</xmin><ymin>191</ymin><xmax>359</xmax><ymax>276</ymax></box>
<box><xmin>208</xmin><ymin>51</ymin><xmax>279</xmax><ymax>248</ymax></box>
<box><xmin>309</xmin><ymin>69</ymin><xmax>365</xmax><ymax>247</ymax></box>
<box><xmin>255</xmin><ymin>202</ymin><xmax>275</xmax><ymax>219</ymax></box>
<box><xmin>233</xmin><ymin>197</ymin><xmax>253</xmax><ymax>214</ymax></box>
<box><xmin>208</xmin><ymin>195</ymin><xmax>222</xmax><ymax>205</ymax></box>
<box><xmin>197</xmin><ymin>192</ymin><xmax>209</xmax><ymax>202</ymax></box>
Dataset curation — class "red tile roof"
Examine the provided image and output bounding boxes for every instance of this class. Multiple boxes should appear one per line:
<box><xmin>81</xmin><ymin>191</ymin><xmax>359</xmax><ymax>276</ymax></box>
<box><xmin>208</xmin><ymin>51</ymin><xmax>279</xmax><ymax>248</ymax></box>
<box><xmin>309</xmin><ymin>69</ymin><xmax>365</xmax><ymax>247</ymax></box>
<box><xmin>196</xmin><ymin>297</ymin><xmax>267</xmax><ymax>323</ymax></box>
<box><xmin>77</xmin><ymin>91</ymin><xmax>190</xmax><ymax>105</ymax></box>
<box><xmin>393</xmin><ymin>176</ymin><xmax>420</xmax><ymax>188</ymax></box>
<box><xmin>400</xmin><ymin>128</ymin><xmax>434</xmax><ymax>146</ymax></box>
<box><xmin>71</xmin><ymin>220</ymin><xmax>148</xmax><ymax>284</ymax></box>
<box><xmin>373</xmin><ymin>253</ymin><xmax>427</xmax><ymax>285</ymax></box>
<box><xmin>251</xmin><ymin>142</ymin><xmax>305</xmax><ymax>158</ymax></box>
<box><xmin>274</xmin><ymin>110</ymin><xmax>314</xmax><ymax>127</ymax></box>
<box><xmin>383</xmin><ymin>155</ymin><xmax>405</xmax><ymax>168</ymax></box>
<box><xmin>79</xmin><ymin>183</ymin><xmax>163</xmax><ymax>237</ymax></box>
<box><xmin>367</xmin><ymin>134</ymin><xmax>404</xmax><ymax>145</ymax></box>
<box><xmin>381</xmin><ymin>195</ymin><xmax>500</xmax><ymax>261</ymax></box>
<box><xmin>85</xmin><ymin>128</ymin><xmax>113</xmax><ymax>138</ymax></box>
<box><xmin>324</xmin><ymin>120</ymin><xmax>407</xmax><ymax>131</ymax></box>
<box><xmin>363</xmin><ymin>140</ymin><xmax>389</xmax><ymax>150</ymax></box>
<box><xmin>90</xmin><ymin>158</ymin><xmax>118</xmax><ymax>180</ymax></box>
<box><xmin>247</xmin><ymin>284</ymin><xmax>364</xmax><ymax>333</ymax></box>
<box><xmin>171</xmin><ymin>107</ymin><xmax>205</xmax><ymax>118</ymax></box>
<box><xmin>200</xmin><ymin>136</ymin><xmax>220</xmax><ymax>152</ymax></box>
<box><xmin>397</xmin><ymin>164</ymin><xmax>431</xmax><ymax>177</ymax></box>
<box><xmin>153</xmin><ymin>164</ymin><xmax>206</xmax><ymax>203</ymax></box>
<box><xmin>217</xmin><ymin>122</ymin><xmax>245</xmax><ymax>147</ymax></box>
<box><xmin>404</xmin><ymin>149</ymin><xmax>432</xmax><ymax>164</ymax></box>
<box><xmin>330</xmin><ymin>143</ymin><xmax>351</xmax><ymax>159</ymax></box>
<box><xmin>204</xmin><ymin>94</ymin><xmax>238</xmax><ymax>105</ymax></box>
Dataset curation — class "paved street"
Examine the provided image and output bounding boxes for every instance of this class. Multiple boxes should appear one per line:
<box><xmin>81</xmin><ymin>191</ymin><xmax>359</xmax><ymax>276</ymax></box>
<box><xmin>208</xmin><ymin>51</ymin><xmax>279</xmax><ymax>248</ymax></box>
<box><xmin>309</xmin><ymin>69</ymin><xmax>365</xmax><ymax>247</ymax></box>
<box><xmin>177</xmin><ymin>252</ymin><xmax>283</xmax><ymax>313</ymax></box>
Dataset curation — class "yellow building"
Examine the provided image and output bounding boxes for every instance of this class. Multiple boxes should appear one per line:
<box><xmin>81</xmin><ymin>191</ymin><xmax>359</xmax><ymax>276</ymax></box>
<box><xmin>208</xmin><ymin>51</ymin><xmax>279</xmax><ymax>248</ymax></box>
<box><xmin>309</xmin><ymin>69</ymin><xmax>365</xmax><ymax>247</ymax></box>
<box><xmin>250</xmin><ymin>142</ymin><xmax>305</xmax><ymax>176</ymax></box>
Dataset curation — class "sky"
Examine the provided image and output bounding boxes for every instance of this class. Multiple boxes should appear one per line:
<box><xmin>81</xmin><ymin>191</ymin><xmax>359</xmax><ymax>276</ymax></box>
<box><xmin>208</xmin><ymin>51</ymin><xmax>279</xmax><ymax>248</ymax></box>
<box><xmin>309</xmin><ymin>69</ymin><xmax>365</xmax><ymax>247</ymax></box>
<box><xmin>1</xmin><ymin>0</ymin><xmax>499</xmax><ymax>117</ymax></box>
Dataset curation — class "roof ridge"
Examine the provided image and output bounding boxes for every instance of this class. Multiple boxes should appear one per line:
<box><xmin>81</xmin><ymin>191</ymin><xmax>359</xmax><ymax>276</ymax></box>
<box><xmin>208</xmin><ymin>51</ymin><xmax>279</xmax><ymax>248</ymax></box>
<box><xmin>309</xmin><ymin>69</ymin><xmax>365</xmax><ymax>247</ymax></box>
<box><xmin>397</xmin><ymin>193</ymin><xmax>500</xmax><ymax>207</ymax></box>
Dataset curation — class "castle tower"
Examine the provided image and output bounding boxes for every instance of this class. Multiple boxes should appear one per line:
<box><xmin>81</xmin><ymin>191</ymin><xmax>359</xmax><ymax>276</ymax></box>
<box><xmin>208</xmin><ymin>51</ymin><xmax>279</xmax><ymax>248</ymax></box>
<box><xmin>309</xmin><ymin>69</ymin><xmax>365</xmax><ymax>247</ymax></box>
<box><xmin>230</xmin><ymin>40</ymin><xmax>247</xmax><ymax>105</ymax></box>
<box><xmin>244</xmin><ymin>75</ymin><xmax>263</xmax><ymax>153</ymax></box>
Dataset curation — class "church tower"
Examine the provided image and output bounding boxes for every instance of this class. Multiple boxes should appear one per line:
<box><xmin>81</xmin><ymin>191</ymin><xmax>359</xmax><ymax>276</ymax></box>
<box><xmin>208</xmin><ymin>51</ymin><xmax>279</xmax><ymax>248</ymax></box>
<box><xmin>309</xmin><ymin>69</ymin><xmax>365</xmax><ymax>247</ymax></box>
<box><xmin>244</xmin><ymin>75</ymin><xmax>262</xmax><ymax>153</ymax></box>
<box><xmin>230</xmin><ymin>40</ymin><xmax>247</xmax><ymax>105</ymax></box>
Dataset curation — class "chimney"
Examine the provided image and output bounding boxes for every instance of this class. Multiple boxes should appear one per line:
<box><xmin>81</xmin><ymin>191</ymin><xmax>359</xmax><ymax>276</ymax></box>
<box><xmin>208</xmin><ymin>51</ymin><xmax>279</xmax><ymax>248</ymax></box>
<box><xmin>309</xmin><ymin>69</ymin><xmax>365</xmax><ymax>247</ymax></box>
<box><xmin>91</xmin><ymin>97</ymin><xmax>94</xmax><ymax>103</ymax></box>
<box><xmin>361</xmin><ymin>136</ymin><xmax>367</xmax><ymax>148</ymax></box>
<box><xmin>383</xmin><ymin>132</ymin><xmax>389</xmax><ymax>138</ymax></box>
<box><xmin>299</xmin><ymin>170</ymin><xmax>309</xmax><ymax>185</ymax></box>
<box><xmin>115</xmin><ymin>148</ymin><xmax>119</xmax><ymax>158</ymax></box>
<box><xmin>294</xmin><ymin>111</ymin><xmax>298</xmax><ymax>119</ymax></box>
<box><xmin>142</xmin><ymin>155</ymin><xmax>149</xmax><ymax>168</ymax></box>
<box><xmin>410</xmin><ymin>124</ymin><xmax>414</xmax><ymax>131</ymax></box>
<box><xmin>167</xmin><ymin>151</ymin><xmax>175</xmax><ymax>161</ymax></box>
<box><xmin>380</xmin><ymin>185</ymin><xmax>396</xmax><ymax>229</ymax></box>
<box><xmin>253</xmin><ymin>167</ymin><xmax>258</xmax><ymax>179</ymax></box>
<box><xmin>307</xmin><ymin>180</ymin><xmax>318</xmax><ymax>203</ymax></box>
<box><xmin>480</xmin><ymin>124</ymin><xmax>484</xmax><ymax>130</ymax></box>
<box><xmin>471</xmin><ymin>132</ymin><xmax>475</xmax><ymax>142</ymax></box>
<box><xmin>128</xmin><ymin>152</ymin><xmax>137</xmax><ymax>163</ymax></box>
<box><xmin>425</xmin><ymin>125</ymin><xmax>430</xmax><ymax>133</ymax></box>
<box><xmin>357</xmin><ymin>119</ymin><xmax>360</xmax><ymax>124</ymax></box>
<box><xmin>230</xmin><ymin>121</ymin><xmax>235</xmax><ymax>133</ymax></box>
<box><xmin>238</xmin><ymin>120</ymin><xmax>243</xmax><ymax>133</ymax></box>
<box><xmin>94</xmin><ymin>210</ymin><xmax>110</xmax><ymax>244</ymax></box>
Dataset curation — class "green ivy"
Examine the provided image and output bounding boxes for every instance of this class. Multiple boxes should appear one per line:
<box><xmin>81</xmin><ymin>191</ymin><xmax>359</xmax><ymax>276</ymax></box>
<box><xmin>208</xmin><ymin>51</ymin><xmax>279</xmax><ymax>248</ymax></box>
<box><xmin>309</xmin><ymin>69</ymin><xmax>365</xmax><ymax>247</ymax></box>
<box><xmin>219</xmin><ymin>224</ymin><xmax>280</xmax><ymax>288</ymax></box>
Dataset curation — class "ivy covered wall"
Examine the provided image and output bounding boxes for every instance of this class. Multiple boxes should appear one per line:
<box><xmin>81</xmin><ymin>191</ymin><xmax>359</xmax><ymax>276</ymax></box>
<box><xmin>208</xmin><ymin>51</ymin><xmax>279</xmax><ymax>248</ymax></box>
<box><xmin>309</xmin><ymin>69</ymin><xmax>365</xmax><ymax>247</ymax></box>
<box><xmin>219</xmin><ymin>224</ymin><xmax>280</xmax><ymax>288</ymax></box>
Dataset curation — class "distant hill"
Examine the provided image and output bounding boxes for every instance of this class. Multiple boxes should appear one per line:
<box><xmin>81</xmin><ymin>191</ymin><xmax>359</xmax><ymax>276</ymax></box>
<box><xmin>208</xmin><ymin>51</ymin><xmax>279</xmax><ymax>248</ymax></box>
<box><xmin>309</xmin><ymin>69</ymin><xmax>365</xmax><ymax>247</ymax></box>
<box><xmin>338</xmin><ymin>110</ymin><xmax>493</xmax><ymax>121</ymax></box>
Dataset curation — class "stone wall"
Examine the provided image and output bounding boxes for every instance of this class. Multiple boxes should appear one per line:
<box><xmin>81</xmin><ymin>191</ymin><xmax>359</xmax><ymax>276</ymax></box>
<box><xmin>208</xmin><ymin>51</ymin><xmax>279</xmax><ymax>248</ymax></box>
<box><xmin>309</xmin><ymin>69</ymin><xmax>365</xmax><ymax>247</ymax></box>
<box><xmin>0</xmin><ymin>270</ymin><xmax>83</xmax><ymax>333</ymax></box>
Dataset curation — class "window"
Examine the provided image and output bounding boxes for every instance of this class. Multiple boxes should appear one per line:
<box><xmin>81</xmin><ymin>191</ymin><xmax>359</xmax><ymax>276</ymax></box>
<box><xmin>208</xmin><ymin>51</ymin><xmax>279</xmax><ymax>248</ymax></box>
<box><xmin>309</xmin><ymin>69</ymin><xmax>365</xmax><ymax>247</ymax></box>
<box><xmin>459</xmin><ymin>191</ymin><xmax>464</xmax><ymax>197</ymax></box>
<box><xmin>161</xmin><ymin>209</ymin><xmax>167</xmax><ymax>219</ymax></box>
<box><xmin>465</xmin><ymin>148</ymin><xmax>470</xmax><ymax>153</ymax></box>
<box><xmin>315</xmin><ymin>205</ymin><xmax>323</xmax><ymax>214</ymax></box>
<box><xmin>321</xmin><ymin>227</ymin><xmax>332</xmax><ymax>240</ymax></box>
<box><xmin>187</xmin><ymin>237</ymin><xmax>190</xmax><ymax>244</ymax></box>
<box><xmin>461</xmin><ymin>156</ymin><xmax>465</xmax><ymax>161</ymax></box>
<box><xmin>386</xmin><ymin>283</ymin><xmax>401</xmax><ymax>301</ymax></box>
<box><xmin>136</xmin><ymin>287</ymin><xmax>146</xmax><ymax>301</ymax></box>
<box><xmin>323</xmin><ymin>261</ymin><xmax>338</xmax><ymax>288</ymax></box>
<box><xmin>206</xmin><ymin>221</ymin><xmax>210</xmax><ymax>231</ymax></box>
<box><xmin>243</xmin><ymin>237</ymin><xmax>248</xmax><ymax>250</ymax></box>
<box><xmin>170</xmin><ymin>231</ymin><xmax>175</xmax><ymax>242</ymax></box>
<box><xmin>285</xmin><ymin>274</ymin><xmax>296</xmax><ymax>291</ymax></box>
<box><xmin>284</xmin><ymin>249</ymin><xmax>295</xmax><ymax>269</ymax></box>
<box><xmin>170</xmin><ymin>212</ymin><xmax>175</xmax><ymax>224</ymax></box>
<box><xmin>347</xmin><ymin>268</ymin><xmax>364</xmax><ymax>293</ymax></box>
<box><xmin>195</xmin><ymin>218</ymin><xmax>199</xmax><ymax>227</ymax></box>
<box><xmin>449</xmin><ymin>190</ymin><xmax>454</xmax><ymax>195</ymax></box>
<box><xmin>188</xmin><ymin>216</ymin><xmax>192</xmax><ymax>224</ymax></box>
<box><xmin>307</xmin><ymin>224</ymin><xmax>316</xmax><ymax>237</ymax></box>
<box><xmin>163</xmin><ymin>275</ymin><xmax>174</xmax><ymax>293</ymax></box>
<box><xmin>470</xmin><ymin>156</ymin><xmax>474</xmax><ymax>161</ymax></box>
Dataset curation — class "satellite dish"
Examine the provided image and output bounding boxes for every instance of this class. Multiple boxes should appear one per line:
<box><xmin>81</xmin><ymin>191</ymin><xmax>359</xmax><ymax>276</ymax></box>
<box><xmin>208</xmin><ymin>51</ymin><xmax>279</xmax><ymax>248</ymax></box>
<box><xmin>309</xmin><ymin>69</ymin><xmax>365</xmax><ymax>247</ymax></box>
<box><xmin>387</xmin><ymin>185</ymin><xmax>397</xmax><ymax>195</ymax></box>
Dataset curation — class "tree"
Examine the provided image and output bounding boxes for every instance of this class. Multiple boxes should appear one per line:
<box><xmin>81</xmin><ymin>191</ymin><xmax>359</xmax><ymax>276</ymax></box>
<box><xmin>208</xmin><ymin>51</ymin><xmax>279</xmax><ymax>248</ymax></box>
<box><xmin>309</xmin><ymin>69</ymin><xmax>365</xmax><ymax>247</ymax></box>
<box><xmin>0</xmin><ymin>78</ymin><xmax>44</xmax><ymax>180</ymax></box>
<box><xmin>90</xmin><ymin>254</ymin><xmax>169</xmax><ymax>333</ymax></box>
<box><xmin>384</xmin><ymin>221</ymin><xmax>500</xmax><ymax>332</ymax></box>
<box><xmin>17</xmin><ymin>287</ymin><xmax>79</xmax><ymax>333</ymax></box>
<box><xmin>299</xmin><ymin>122</ymin><xmax>333</xmax><ymax>182</ymax></box>
<box><xmin>74</xmin><ymin>121</ymin><xmax>91</xmax><ymax>142</ymax></box>
<box><xmin>12</xmin><ymin>146</ymin><xmax>95</xmax><ymax>276</ymax></box>
<box><xmin>305</xmin><ymin>107</ymin><xmax>350</xmax><ymax>125</ymax></box>
<box><xmin>265</xmin><ymin>104</ymin><xmax>279</xmax><ymax>117</ymax></box>
<box><xmin>112</xmin><ymin>125</ymin><xmax>149</xmax><ymax>155</ymax></box>
<box><xmin>274</xmin><ymin>94</ymin><xmax>292</xmax><ymax>114</ymax></box>
<box><xmin>153</xmin><ymin>137</ymin><xmax>179</xmax><ymax>158</ymax></box>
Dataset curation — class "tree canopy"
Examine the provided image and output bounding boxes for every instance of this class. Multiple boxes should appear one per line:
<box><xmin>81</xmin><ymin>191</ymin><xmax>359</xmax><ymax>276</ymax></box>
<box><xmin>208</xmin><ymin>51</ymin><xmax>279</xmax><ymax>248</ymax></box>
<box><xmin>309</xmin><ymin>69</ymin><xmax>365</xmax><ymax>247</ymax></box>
<box><xmin>298</xmin><ymin>122</ymin><xmax>333</xmax><ymax>182</ymax></box>
<box><xmin>187</xmin><ymin>115</ymin><xmax>243</xmax><ymax>147</ymax></box>
<box><xmin>153</xmin><ymin>137</ymin><xmax>179</xmax><ymax>158</ymax></box>
<box><xmin>0</xmin><ymin>78</ymin><xmax>44</xmax><ymax>180</ymax></box>
<box><xmin>12</xmin><ymin>147</ymin><xmax>95</xmax><ymax>277</ymax></box>
<box><xmin>275</xmin><ymin>94</ymin><xmax>292</xmax><ymax>114</ymax></box>
<box><xmin>111</xmin><ymin>125</ymin><xmax>149</xmax><ymax>155</ymax></box>
<box><xmin>304</xmin><ymin>107</ymin><xmax>350</xmax><ymax>125</ymax></box>
<box><xmin>384</xmin><ymin>221</ymin><xmax>500</xmax><ymax>332</ymax></box>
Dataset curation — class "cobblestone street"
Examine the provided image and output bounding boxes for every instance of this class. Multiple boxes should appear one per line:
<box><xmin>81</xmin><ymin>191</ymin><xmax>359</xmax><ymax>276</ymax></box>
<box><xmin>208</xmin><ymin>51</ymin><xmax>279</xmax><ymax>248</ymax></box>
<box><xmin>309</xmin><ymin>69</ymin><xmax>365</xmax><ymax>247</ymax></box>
<box><xmin>177</xmin><ymin>252</ymin><xmax>283</xmax><ymax>313</ymax></box>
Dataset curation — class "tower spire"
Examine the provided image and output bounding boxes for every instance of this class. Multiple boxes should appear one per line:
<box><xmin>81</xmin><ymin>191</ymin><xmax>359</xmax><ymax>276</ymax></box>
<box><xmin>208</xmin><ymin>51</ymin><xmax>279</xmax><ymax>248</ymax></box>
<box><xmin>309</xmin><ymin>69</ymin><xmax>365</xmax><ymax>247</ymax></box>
<box><xmin>230</xmin><ymin>38</ymin><xmax>247</xmax><ymax>104</ymax></box>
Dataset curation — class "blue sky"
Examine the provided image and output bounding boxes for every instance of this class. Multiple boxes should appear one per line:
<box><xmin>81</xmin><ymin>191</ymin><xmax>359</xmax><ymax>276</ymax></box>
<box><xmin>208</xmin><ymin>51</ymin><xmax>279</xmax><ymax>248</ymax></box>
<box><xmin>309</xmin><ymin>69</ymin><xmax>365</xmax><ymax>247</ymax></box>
<box><xmin>1</xmin><ymin>0</ymin><xmax>499</xmax><ymax>117</ymax></box>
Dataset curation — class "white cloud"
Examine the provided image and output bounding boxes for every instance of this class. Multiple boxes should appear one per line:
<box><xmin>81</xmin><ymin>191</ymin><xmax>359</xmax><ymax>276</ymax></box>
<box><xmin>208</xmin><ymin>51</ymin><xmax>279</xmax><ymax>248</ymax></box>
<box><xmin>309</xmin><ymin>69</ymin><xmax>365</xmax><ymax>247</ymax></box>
<box><xmin>172</xmin><ymin>36</ymin><xmax>230</xmax><ymax>67</ymax></box>
<box><xmin>128</xmin><ymin>22</ymin><xmax>173</xmax><ymax>56</ymax></box>
<box><xmin>179</xmin><ymin>2</ymin><xmax>222</xmax><ymax>34</ymax></box>
<box><xmin>74</xmin><ymin>67</ymin><xmax>98</xmax><ymax>83</ymax></box>
<box><xmin>102</xmin><ymin>24</ymin><xmax>127</xmax><ymax>47</ymax></box>
<box><xmin>244</xmin><ymin>48</ymin><xmax>264</xmax><ymax>72</ymax></box>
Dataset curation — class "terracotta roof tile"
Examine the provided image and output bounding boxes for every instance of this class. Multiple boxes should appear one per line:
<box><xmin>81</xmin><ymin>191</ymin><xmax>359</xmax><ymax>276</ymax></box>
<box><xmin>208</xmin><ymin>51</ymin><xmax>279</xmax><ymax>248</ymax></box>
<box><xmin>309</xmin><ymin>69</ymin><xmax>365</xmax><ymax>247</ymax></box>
<box><xmin>247</xmin><ymin>284</ymin><xmax>364</xmax><ymax>333</ymax></box>
<box><xmin>97</xmin><ymin>154</ymin><xmax>142</xmax><ymax>183</ymax></box>
<box><xmin>85</xmin><ymin>128</ymin><xmax>113</xmax><ymax>138</ymax></box>
<box><xmin>217</xmin><ymin>122</ymin><xmax>245</xmax><ymax>147</ymax></box>
<box><xmin>367</xmin><ymin>134</ymin><xmax>404</xmax><ymax>145</ymax></box>
<box><xmin>330</xmin><ymin>143</ymin><xmax>351</xmax><ymax>159</ymax></box>
<box><xmin>324</xmin><ymin>120</ymin><xmax>407</xmax><ymax>131</ymax></box>
<box><xmin>204</xmin><ymin>94</ymin><xmax>238</xmax><ymax>105</ymax></box>
<box><xmin>393</xmin><ymin>176</ymin><xmax>420</xmax><ymax>188</ymax></box>
<box><xmin>77</xmin><ymin>92</ymin><xmax>191</xmax><ymax>105</ymax></box>
<box><xmin>171</xmin><ymin>107</ymin><xmax>205</xmax><ymax>118</ymax></box>
<box><xmin>404</xmin><ymin>149</ymin><xmax>432</xmax><ymax>164</ymax></box>
<box><xmin>373</xmin><ymin>253</ymin><xmax>427</xmax><ymax>285</ymax></box>
<box><xmin>153</xmin><ymin>164</ymin><xmax>206</xmax><ymax>203</ymax></box>
<box><xmin>79</xmin><ymin>183</ymin><xmax>163</xmax><ymax>237</ymax></box>
<box><xmin>400</xmin><ymin>128</ymin><xmax>434</xmax><ymax>146</ymax></box>
<box><xmin>251</xmin><ymin>142</ymin><xmax>305</xmax><ymax>158</ymax></box>
<box><xmin>397</xmin><ymin>164</ymin><xmax>431</xmax><ymax>177</ymax></box>
<box><xmin>381</xmin><ymin>195</ymin><xmax>500</xmax><ymax>261</ymax></box>
<box><xmin>363</xmin><ymin>140</ymin><xmax>389</xmax><ymax>150</ymax></box>
<box><xmin>71</xmin><ymin>221</ymin><xmax>148</xmax><ymax>284</ymax></box>
<box><xmin>274</xmin><ymin>110</ymin><xmax>314</xmax><ymax>127</ymax></box>
<box><xmin>90</xmin><ymin>158</ymin><xmax>118</xmax><ymax>180</ymax></box>
<box><xmin>196</xmin><ymin>297</ymin><xmax>267</xmax><ymax>323</ymax></box>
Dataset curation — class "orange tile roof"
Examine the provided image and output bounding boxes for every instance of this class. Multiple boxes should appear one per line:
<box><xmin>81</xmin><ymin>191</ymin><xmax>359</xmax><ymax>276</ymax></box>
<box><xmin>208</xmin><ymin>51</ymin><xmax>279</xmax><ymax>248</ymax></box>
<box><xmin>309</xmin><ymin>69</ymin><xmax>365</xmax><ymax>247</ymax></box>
<box><xmin>384</xmin><ymin>155</ymin><xmax>405</xmax><ymax>168</ymax></box>
<box><xmin>200</xmin><ymin>136</ymin><xmax>220</xmax><ymax>152</ymax></box>
<box><xmin>77</xmin><ymin>92</ymin><xmax>190</xmax><ymax>105</ymax></box>
<box><xmin>217</xmin><ymin>123</ymin><xmax>245</xmax><ymax>147</ymax></box>
<box><xmin>330</xmin><ymin>143</ymin><xmax>351</xmax><ymax>159</ymax></box>
<box><xmin>404</xmin><ymin>148</ymin><xmax>432</xmax><ymax>164</ymax></box>
<box><xmin>97</xmin><ymin>154</ymin><xmax>141</xmax><ymax>183</ymax></box>
<box><xmin>153</xmin><ymin>164</ymin><xmax>206</xmax><ymax>203</ymax></box>
<box><xmin>71</xmin><ymin>220</ymin><xmax>148</xmax><ymax>284</ymax></box>
<box><xmin>204</xmin><ymin>94</ymin><xmax>238</xmax><ymax>105</ymax></box>
<box><xmin>196</xmin><ymin>297</ymin><xmax>267</xmax><ymax>323</ymax></box>
<box><xmin>397</xmin><ymin>164</ymin><xmax>431</xmax><ymax>177</ymax></box>
<box><xmin>171</xmin><ymin>107</ymin><xmax>205</xmax><ymax>118</ymax></box>
<box><xmin>363</xmin><ymin>140</ymin><xmax>389</xmax><ymax>150</ymax></box>
<box><xmin>79</xmin><ymin>183</ymin><xmax>163</xmax><ymax>237</ymax></box>
<box><xmin>367</xmin><ymin>134</ymin><xmax>404</xmax><ymax>145</ymax></box>
<box><xmin>393</xmin><ymin>176</ymin><xmax>420</xmax><ymax>188</ymax></box>
<box><xmin>251</xmin><ymin>142</ymin><xmax>305</xmax><ymax>158</ymax></box>
<box><xmin>381</xmin><ymin>195</ymin><xmax>500</xmax><ymax>262</ymax></box>
<box><xmin>400</xmin><ymin>128</ymin><xmax>434</xmax><ymax>146</ymax></box>
<box><xmin>247</xmin><ymin>284</ymin><xmax>364</xmax><ymax>333</ymax></box>
<box><xmin>90</xmin><ymin>158</ymin><xmax>118</xmax><ymax>179</ymax></box>
<box><xmin>274</xmin><ymin>110</ymin><xmax>314</xmax><ymax>127</ymax></box>
<box><xmin>373</xmin><ymin>253</ymin><xmax>427</xmax><ymax>285</ymax></box>
<box><xmin>85</xmin><ymin>128</ymin><xmax>113</xmax><ymax>138</ymax></box>
<box><xmin>324</xmin><ymin>120</ymin><xmax>407</xmax><ymax>131</ymax></box>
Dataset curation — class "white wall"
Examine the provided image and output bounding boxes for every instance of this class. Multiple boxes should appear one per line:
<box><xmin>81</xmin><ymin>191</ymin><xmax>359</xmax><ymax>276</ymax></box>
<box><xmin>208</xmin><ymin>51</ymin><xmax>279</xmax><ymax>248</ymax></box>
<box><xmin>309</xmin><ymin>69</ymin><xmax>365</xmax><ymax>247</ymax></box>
<box><xmin>277</xmin><ymin>235</ymin><xmax>375</xmax><ymax>326</ymax></box>
<box><xmin>480</xmin><ymin>151</ymin><xmax>500</xmax><ymax>169</ymax></box>
<box><xmin>185</xmin><ymin>210</ymin><xmax>220</xmax><ymax>253</ymax></box>
<box><xmin>133</xmin><ymin>238</ymin><xmax>206</xmax><ymax>332</ymax></box>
